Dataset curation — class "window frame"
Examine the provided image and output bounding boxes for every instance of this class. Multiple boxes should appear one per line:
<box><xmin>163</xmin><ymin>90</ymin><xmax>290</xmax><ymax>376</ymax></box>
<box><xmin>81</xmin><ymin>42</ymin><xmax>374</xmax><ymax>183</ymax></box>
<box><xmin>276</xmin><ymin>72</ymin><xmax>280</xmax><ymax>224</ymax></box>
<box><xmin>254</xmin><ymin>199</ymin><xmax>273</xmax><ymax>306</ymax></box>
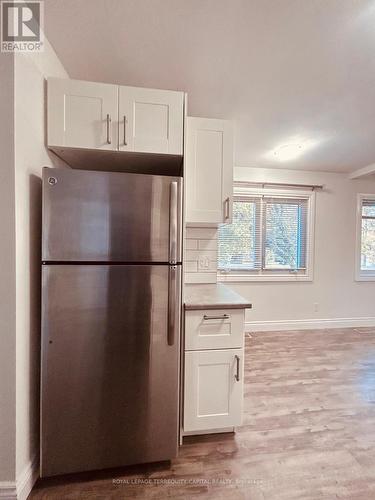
<box><xmin>355</xmin><ymin>194</ymin><xmax>375</xmax><ymax>282</ymax></box>
<box><xmin>218</xmin><ymin>186</ymin><xmax>316</xmax><ymax>283</ymax></box>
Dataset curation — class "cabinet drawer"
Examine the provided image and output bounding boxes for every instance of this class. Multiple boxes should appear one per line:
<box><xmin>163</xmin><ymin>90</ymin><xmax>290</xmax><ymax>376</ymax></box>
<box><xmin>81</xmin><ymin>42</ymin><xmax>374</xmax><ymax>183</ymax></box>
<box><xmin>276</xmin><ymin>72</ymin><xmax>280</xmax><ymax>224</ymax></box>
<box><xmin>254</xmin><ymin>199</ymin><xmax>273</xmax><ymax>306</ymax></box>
<box><xmin>185</xmin><ymin>309</ymin><xmax>244</xmax><ymax>350</ymax></box>
<box><xmin>184</xmin><ymin>348</ymin><xmax>243</xmax><ymax>432</ymax></box>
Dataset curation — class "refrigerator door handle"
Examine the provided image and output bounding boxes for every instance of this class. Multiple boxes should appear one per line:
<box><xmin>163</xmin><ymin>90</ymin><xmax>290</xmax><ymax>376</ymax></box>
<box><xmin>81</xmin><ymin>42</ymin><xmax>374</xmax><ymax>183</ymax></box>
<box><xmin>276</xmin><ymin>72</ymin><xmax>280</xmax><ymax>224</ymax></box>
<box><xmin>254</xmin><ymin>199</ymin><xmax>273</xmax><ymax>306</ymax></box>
<box><xmin>168</xmin><ymin>265</ymin><xmax>178</xmax><ymax>346</ymax></box>
<box><xmin>169</xmin><ymin>181</ymin><xmax>178</xmax><ymax>265</ymax></box>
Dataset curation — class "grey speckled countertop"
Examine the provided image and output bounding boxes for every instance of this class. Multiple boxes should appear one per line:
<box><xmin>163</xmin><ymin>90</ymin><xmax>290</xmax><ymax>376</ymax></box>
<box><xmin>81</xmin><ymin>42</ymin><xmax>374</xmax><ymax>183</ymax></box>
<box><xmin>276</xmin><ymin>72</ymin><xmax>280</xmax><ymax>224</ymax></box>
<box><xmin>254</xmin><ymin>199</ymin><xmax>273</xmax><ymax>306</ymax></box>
<box><xmin>184</xmin><ymin>283</ymin><xmax>252</xmax><ymax>311</ymax></box>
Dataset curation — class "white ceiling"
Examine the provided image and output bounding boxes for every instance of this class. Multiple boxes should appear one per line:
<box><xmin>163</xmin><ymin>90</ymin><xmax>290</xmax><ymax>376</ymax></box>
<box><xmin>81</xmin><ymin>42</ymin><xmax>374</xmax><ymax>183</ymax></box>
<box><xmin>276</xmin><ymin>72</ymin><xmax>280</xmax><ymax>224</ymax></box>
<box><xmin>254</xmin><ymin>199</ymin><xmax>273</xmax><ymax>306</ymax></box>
<box><xmin>44</xmin><ymin>0</ymin><xmax>375</xmax><ymax>173</ymax></box>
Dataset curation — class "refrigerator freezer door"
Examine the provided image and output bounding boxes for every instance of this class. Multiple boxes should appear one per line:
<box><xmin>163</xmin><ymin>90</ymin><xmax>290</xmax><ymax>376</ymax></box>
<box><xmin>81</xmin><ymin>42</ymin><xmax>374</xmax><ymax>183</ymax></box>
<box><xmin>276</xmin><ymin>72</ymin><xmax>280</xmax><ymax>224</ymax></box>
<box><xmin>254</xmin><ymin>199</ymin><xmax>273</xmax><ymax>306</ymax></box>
<box><xmin>40</xmin><ymin>264</ymin><xmax>181</xmax><ymax>477</ymax></box>
<box><xmin>42</xmin><ymin>168</ymin><xmax>182</xmax><ymax>263</ymax></box>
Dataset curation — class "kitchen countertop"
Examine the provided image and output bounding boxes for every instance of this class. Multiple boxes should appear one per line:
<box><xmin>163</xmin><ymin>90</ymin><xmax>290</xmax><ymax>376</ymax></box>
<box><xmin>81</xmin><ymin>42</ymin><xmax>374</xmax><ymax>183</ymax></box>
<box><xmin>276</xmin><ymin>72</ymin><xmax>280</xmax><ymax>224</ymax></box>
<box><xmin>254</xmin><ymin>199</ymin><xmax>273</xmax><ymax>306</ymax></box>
<box><xmin>184</xmin><ymin>283</ymin><xmax>252</xmax><ymax>311</ymax></box>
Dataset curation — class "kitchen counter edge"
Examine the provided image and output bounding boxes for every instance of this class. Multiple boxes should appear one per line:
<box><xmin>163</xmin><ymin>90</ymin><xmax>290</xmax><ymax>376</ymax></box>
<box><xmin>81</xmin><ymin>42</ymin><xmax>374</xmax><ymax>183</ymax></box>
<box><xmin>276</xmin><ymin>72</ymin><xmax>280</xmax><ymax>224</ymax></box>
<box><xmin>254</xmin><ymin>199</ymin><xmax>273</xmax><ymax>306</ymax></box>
<box><xmin>184</xmin><ymin>283</ymin><xmax>252</xmax><ymax>311</ymax></box>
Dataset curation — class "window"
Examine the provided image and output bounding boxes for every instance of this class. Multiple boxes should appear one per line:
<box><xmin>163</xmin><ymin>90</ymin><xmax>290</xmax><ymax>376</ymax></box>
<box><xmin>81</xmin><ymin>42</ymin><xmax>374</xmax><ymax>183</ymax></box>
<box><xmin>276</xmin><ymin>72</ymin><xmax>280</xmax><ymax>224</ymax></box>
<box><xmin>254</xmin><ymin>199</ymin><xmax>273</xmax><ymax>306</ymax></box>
<box><xmin>218</xmin><ymin>187</ymin><xmax>315</xmax><ymax>281</ymax></box>
<box><xmin>356</xmin><ymin>195</ymin><xmax>375</xmax><ymax>281</ymax></box>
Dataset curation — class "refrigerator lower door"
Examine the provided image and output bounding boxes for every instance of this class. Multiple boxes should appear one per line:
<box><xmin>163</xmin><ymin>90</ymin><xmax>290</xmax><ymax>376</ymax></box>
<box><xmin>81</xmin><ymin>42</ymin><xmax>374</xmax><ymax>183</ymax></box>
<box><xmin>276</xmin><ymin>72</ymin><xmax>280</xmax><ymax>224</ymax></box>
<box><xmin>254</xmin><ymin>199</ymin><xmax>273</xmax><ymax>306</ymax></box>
<box><xmin>41</xmin><ymin>264</ymin><xmax>181</xmax><ymax>477</ymax></box>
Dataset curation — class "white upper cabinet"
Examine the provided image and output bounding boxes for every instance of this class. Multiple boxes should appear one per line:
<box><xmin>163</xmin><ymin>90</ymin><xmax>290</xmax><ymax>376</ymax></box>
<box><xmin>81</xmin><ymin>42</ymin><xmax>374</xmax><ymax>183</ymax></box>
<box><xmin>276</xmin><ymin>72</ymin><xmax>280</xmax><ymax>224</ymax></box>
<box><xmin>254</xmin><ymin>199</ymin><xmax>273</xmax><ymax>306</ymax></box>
<box><xmin>118</xmin><ymin>86</ymin><xmax>184</xmax><ymax>155</ymax></box>
<box><xmin>48</xmin><ymin>78</ymin><xmax>118</xmax><ymax>151</ymax></box>
<box><xmin>47</xmin><ymin>78</ymin><xmax>184</xmax><ymax>156</ymax></box>
<box><xmin>185</xmin><ymin>117</ymin><xmax>233</xmax><ymax>226</ymax></box>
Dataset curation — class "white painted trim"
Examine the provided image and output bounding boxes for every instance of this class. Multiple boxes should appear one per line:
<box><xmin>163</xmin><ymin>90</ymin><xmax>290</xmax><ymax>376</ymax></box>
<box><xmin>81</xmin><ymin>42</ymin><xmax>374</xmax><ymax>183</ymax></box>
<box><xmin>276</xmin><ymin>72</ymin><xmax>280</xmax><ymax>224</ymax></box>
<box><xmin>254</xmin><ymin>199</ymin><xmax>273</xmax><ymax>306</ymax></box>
<box><xmin>217</xmin><ymin>187</ymin><xmax>316</xmax><ymax>282</ymax></box>
<box><xmin>0</xmin><ymin>482</ymin><xmax>17</xmax><ymax>499</ymax></box>
<box><xmin>355</xmin><ymin>194</ymin><xmax>375</xmax><ymax>282</ymax></box>
<box><xmin>356</xmin><ymin>275</ymin><xmax>375</xmax><ymax>282</ymax></box>
<box><xmin>218</xmin><ymin>273</ymin><xmax>313</xmax><ymax>282</ymax></box>
<box><xmin>17</xmin><ymin>455</ymin><xmax>39</xmax><ymax>500</ymax></box>
<box><xmin>349</xmin><ymin>163</ymin><xmax>375</xmax><ymax>180</ymax></box>
<box><xmin>0</xmin><ymin>456</ymin><xmax>39</xmax><ymax>500</ymax></box>
<box><xmin>245</xmin><ymin>317</ymin><xmax>375</xmax><ymax>332</ymax></box>
<box><xmin>234</xmin><ymin>187</ymin><xmax>314</xmax><ymax>197</ymax></box>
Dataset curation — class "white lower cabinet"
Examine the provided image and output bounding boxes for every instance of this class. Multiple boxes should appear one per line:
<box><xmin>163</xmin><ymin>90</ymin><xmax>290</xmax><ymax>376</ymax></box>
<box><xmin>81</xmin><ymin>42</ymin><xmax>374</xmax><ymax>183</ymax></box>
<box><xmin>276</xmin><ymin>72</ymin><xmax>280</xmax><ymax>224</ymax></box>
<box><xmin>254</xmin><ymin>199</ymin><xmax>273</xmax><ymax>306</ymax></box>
<box><xmin>184</xmin><ymin>348</ymin><xmax>244</xmax><ymax>433</ymax></box>
<box><xmin>183</xmin><ymin>307</ymin><xmax>245</xmax><ymax>435</ymax></box>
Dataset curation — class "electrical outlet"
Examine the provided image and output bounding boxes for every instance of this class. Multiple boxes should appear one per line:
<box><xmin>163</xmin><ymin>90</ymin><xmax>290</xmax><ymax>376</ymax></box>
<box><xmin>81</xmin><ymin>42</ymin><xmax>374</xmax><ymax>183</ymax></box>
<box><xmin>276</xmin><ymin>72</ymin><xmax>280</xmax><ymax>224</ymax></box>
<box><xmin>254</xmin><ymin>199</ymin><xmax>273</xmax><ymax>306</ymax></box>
<box><xmin>314</xmin><ymin>302</ymin><xmax>319</xmax><ymax>313</ymax></box>
<box><xmin>198</xmin><ymin>255</ymin><xmax>210</xmax><ymax>270</ymax></box>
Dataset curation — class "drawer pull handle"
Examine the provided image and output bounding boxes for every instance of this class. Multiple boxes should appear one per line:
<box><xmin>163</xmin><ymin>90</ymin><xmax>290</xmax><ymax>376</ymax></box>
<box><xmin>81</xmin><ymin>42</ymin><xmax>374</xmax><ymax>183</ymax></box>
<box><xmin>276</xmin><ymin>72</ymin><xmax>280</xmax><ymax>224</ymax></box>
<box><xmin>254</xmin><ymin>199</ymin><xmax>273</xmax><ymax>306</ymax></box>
<box><xmin>203</xmin><ymin>314</ymin><xmax>229</xmax><ymax>321</ymax></box>
<box><xmin>235</xmin><ymin>355</ymin><xmax>240</xmax><ymax>382</ymax></box>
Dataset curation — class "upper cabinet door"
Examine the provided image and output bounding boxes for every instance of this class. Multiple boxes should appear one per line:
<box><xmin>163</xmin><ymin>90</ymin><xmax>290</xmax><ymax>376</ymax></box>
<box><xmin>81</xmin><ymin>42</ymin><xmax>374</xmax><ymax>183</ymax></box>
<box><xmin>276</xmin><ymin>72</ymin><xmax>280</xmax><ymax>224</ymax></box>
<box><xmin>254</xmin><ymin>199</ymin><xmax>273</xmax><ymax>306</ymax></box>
<box><xmin>48</xmin><ymin>78</ymin><xmax>118</xmax><ymax>150</ymax></box>
<box><xmin>118</xmin><ymin>86</ymin><xmax>184</xmax><ymax>155</ymax></box>
<box><xmin>185</xmin><ymin>117</ymin><xmax>233</xmax><ymax>226</ymax></box>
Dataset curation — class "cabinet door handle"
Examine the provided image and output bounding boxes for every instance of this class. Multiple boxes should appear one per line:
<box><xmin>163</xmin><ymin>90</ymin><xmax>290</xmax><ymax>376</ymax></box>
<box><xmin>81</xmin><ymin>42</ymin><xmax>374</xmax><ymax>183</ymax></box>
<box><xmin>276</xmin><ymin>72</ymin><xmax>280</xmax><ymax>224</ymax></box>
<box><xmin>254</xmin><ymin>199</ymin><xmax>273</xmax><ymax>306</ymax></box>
<box><xmin>224</xmin><ymin>197</ymin><xmax>230</xmax><ymax>221</ymax></box>
<box><xmin>123</xmin><ymin>115</ymin><xmax>127</xmax><ymax>146</ymax></box>
<box><xmin>106</xmin><ymin>114</ymin><xmax>112</xmax><ymax>144</ymax></box>
<box><xmin>203</xmin><ymin>314</ymin><xmax>229</xmax><ymax>321</ymax></box>
<box><xmin>235</xmin><ymin>355</ymin><xmax>240</xmax><ymax>382</ymax></box>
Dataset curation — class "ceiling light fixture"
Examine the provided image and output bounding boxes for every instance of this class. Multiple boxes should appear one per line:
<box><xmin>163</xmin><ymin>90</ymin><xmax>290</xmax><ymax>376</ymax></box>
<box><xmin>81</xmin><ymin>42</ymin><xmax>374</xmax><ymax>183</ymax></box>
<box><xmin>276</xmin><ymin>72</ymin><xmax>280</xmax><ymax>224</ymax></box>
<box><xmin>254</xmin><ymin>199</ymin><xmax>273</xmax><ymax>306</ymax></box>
<box><xmin>273</xmin><ymin>143</ymin><xmax>304</xmax><ymax>161</ymax></box>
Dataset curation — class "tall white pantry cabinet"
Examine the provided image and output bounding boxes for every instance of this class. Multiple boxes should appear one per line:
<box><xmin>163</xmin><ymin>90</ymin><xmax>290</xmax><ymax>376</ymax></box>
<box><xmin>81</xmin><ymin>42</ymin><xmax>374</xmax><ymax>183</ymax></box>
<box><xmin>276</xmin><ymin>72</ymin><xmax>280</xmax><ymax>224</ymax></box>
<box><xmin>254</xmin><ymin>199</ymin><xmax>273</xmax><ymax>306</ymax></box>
<box><xmin>183</xmin><ymin>116</ymin><xmax>243</xmax><ymax>435</ymax></box>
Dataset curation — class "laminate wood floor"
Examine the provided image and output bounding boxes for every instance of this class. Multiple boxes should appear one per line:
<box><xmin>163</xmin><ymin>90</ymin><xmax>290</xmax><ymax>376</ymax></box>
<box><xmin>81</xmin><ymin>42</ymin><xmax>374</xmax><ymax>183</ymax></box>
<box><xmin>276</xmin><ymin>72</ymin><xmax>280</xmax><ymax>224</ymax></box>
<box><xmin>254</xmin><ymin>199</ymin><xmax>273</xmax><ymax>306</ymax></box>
<box><xmin>30</xmin><ymin>328</ymin><xmax>375</xmax><ymax>499</ymax></box>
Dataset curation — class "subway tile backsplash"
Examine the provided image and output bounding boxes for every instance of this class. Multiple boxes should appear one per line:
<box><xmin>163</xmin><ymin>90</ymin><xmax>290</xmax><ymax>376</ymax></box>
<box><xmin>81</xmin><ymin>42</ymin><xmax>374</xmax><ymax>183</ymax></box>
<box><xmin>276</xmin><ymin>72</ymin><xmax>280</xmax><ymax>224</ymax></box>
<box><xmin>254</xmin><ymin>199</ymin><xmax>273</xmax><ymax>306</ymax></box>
<box><xmin>184</xmin><ymin>227</ymin><xmax>218</xmax><ymax>284</ymax></box>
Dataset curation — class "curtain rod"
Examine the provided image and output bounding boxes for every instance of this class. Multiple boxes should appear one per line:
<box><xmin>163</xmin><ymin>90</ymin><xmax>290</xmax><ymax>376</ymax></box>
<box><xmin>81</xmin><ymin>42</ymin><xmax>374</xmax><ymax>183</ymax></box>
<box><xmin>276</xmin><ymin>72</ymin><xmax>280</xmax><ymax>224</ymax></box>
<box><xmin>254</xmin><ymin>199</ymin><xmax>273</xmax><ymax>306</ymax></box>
<box><xmin>234</xmin><ymin>181</ymin><xmax>324</xmax><ymax>191</ymax></box>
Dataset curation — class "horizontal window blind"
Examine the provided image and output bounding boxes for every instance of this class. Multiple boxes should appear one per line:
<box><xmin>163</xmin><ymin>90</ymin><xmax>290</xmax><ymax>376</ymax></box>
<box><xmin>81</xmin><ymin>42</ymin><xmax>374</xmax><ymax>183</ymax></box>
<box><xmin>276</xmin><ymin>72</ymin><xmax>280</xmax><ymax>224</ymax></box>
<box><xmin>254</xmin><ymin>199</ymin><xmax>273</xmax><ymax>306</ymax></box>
<box><xmin>264</xmin><ymin>197</ymin><xmax>308</xmax><ymax>270</ymax></box>
<box><xmin>218</xmin><ymin>194</ymin><xmax>309</xmax><ymax>274</ymax></box>
<box><xmin>218</xmin><ymin>197</ymin><xmax>261</xmax><ymax>271</ymax></box>
<box><xmin>361</xmin><ymin>199</ymin><xmax>375</xmax><ymax>271</ymax></box>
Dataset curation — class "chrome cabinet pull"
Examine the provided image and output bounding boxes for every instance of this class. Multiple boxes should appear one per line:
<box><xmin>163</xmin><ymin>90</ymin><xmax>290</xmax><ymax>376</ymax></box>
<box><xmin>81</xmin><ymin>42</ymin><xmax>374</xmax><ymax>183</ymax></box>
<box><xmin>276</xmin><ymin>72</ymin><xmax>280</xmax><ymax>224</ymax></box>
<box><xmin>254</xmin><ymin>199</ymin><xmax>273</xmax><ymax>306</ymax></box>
<box><xmin>235</xmin><ymin>355</ymin><xmax>240</xmax><ymax>382</ymax></box>
<box><xmin>123</xmin><ymin>115</ymin><xmax>127</xmax><ymax>146</ymax></box>
<box><xmin>203</xmin><ymin>314</ymin><xmax>229</xmax><ymax>321</ymax></box>
<box><xmin>224</xmin><ymin>197</ymin><xmax>230</xmax><ymax>221</ymax></box>
<box><xmin>106</xmin><ymin>114</ymin><xmax>112</xmax><ymax>144</ymax></box>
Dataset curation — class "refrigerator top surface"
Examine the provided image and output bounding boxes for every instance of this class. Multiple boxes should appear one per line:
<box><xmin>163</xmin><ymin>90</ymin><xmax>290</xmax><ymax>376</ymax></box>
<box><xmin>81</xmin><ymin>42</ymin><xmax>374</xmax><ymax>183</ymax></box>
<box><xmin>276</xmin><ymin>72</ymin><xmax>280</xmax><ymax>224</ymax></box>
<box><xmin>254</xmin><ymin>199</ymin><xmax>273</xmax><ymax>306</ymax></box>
<box><xmin>42</xmin><ymin>168</ymin><xmax>182</xmax><ymax>264</ymax></box>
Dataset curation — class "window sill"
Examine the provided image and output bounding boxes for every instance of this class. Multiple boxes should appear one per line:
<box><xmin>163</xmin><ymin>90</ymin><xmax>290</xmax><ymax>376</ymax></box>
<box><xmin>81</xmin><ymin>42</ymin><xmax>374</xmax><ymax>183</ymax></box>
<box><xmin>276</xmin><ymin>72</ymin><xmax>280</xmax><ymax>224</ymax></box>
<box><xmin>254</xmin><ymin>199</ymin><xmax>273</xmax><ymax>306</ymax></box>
<box><xmin>355</xmin><ymin>274</ymin><xmax>375</xmax><ymax>282</ymax></box>
<box><xmin>217</xmin><ymin>273</ymin><xmax>313</xmax><ymax>283</ymax></box>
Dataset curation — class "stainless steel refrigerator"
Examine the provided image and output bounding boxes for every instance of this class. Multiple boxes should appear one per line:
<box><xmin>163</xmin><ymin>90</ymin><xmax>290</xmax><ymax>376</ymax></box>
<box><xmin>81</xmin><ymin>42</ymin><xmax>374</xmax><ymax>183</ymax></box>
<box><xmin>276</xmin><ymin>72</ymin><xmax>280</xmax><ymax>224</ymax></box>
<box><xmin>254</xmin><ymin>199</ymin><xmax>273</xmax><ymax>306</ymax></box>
<box><xmin>40</xmin><ymin>167</ymin><xmax>182</xmax><ymax>477</ymax></box>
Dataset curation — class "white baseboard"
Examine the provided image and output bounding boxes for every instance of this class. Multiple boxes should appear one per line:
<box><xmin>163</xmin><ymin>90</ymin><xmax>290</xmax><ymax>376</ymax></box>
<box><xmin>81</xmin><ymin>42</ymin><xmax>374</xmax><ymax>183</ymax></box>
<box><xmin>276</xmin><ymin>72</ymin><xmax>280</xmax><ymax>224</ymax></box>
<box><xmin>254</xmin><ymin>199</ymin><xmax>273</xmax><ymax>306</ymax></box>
<box><xmin>245</xmin><ymin>316</ymin><xmax>375</xmax><ymax>332</ymax></box>
<box><xmin>0</xmin><ymin>482</ymin><xmax>17</xmax><ymax>500</ymax></box>
<box><xmin>0</xmin><ymin>456</ymin><xmax>39</xmax><ymax>500</ymax></box>
<box><xmin>17</xmin><ymin>455</ymin><xmax>39</xmax><ymax>500</ymax></box>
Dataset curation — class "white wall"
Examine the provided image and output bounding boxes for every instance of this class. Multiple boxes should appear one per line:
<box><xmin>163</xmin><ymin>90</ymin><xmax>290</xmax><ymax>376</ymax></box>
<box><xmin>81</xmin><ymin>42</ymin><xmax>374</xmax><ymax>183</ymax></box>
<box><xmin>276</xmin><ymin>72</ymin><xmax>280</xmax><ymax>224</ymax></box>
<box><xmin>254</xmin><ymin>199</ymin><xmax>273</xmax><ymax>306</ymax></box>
<box><xmin>14</xmin><ymin>39</ymin><xmax>68</xmax><ymax>488</ymax></box>
<box><xmin>0</xmin><ymin>53</ymin><xmax>17</xmax><ymax>485</ymax></box>
<box><xmin>229</xmin><ymin>167</ymin><xmax>375</xmax><ymax>329</ymax></box>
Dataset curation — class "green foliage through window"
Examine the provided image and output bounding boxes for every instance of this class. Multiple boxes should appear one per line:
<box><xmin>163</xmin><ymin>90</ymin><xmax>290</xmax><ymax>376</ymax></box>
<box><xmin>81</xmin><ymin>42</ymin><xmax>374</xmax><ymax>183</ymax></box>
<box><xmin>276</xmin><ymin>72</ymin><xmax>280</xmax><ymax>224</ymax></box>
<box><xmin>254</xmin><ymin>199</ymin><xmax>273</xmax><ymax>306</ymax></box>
<box><xmin>361</xmin><ymin>200</ymin><xmax>375</xmax><ymax>271</ymax></box>
<box><xmin>218</xmin><ymin>195</ymin><xmax>308</xmax><ymax>274</ymax></box>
